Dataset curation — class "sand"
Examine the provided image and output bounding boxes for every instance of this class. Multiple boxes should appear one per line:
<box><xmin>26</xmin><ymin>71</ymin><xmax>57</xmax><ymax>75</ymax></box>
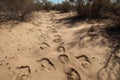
<box><xmin>0</xmin><ymin>11</ymin><xmax>120</xmax><ymax>80</ymax></box>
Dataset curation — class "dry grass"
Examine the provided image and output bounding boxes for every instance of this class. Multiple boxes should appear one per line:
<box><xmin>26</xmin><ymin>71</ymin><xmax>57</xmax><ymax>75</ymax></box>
<box><xmin>0</xmin><ymin>0</ymin><xmax>120</xmax><ymax>23</ymax></box>
<box><xmin>0</xmin><ymin>0</ymin><xmax>36</xmax><ymax>21</ymax></box>
<box><xmin>76</xmin><ymin>0</ymin><xmax>120</xmax><ymax>20</ymax></box>
<box><xmin>53</xmin><ymin>1</ymin><xmax>75</xmax><ymax>12</ymax></box>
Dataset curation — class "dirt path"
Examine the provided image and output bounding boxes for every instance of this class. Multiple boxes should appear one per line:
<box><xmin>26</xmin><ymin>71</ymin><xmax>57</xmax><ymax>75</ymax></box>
<box><xmin>0</xmin><ymin>11</ymin><xmax>118</xmax><ymax>80</ymax></box>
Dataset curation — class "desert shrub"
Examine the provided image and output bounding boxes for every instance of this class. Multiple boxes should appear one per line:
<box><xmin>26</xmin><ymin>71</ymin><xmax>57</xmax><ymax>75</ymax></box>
<box><xmin>76</xmin><ymin>0</ymin><xmax>92</xmax><ymax>18</ymax></box>
<box><xmin>0</xmin><ymin>0</ymin><xmax>36</xmax><ymax>21</ymax></box>
<box><xmin>62</xmin><ymin>1</ymin><xmax>75</xmax><ymax>12</ymax></box>
<box><xmin>34</xmin><ymin>1</ymin><xmax>54</xmax><ymax>11</ymax></box>
<box><xmin>114</xmin><ymin>2</ymin><xmax>120</xmax><ymax>17</ymax></box>
<box><xmin>53</xmin><ymin>3</ymin><xmax>62</xmax><ymax>11</ymax></box>
<box><xmin>53</xmin><ymin>1</ymin><xmax>75</xmax><ymax>12</ymax></box>
<box><xmin>34</xmin><ymin>2</ymin><xmax>44</xmax><ymax>11</ymax></box>
<box><xmin>76</xmin><ymin>0</ymin><xmax>106</xmax><ymax>18</ymax></box>
<box><xmin>61</xmin><ymin>1</ymin><xmax>73</xmax><ymax>12</ymax></box>
<box><xmin>43</xmin><ymin>1</ymin><xmax>53</xmax><ymax>11</ymax></box>
<box><xmin>76</xmin><ymin>0</ymin><xmax>120</xmax><ymax>19</ymax></box>
<box><xmin>91</xmin><ymin>0</ymin><xmax>112</xmax><ymax>17</ymax></box>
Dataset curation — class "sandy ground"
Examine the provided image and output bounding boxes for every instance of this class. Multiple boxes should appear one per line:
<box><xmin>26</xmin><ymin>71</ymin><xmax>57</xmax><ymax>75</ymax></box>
<box><xmin>0</xmin><ymin>11</ymin><xmax>120</xmax><ymax>80</ymax></box>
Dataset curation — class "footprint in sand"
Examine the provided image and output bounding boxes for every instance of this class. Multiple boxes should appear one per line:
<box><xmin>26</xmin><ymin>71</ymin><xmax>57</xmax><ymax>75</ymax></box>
<box><xmin>75</xmin><ymin>55</ymin><xmax>91</xmax><ymax>70</ymax></box>
<box><xmin>16</xmin><ymin>65</ymin><xmax>31</xmax><ymax>80</ymax></box>
<box><xmin>37</xmin><ymin>58</ymin><xmax>55</xmax><ymax>72</ymax></box>
<box><xmin>53</xmin><ymin>38</ymin><xmax>62</xmax><ymax>43</ymax></box>
<box><xmin>14</xmin><ymin>73</ymin><xmax>29</xmax><ymax>80</ymax></box>
<box><xmin>47</xmin><ymin>26</ymin><xmax>57</xmax><ymax>33</ymax></box>
<box><xmin>57</xmin><ymin>46</ymin><xmax>66</xmax><ymax>53</ymax></box>
<box><xmin>53</xmin><ymin>35</ymin><xmax>62</xmax><ymax>43</ymax></box>
<box><xmin>16</xmin><ymin>66</ymin><xmax>31</xmax><ymax>74</ymax></box>
<box><xmin>39</xmin><ymin>42</ymin><xmax>50</xmax><ymax>50</ymax></box>
<box><xmin>14</xmin><ymin>74</ymin><xmax>24</xmax><ymax>80</ymax></box>
<box><xmin>54</xmin><ymin>34</ymin><xmax>62</xmax><ymax>38</ymax></box>
<box><xmin>58</xmin><ymin>54</ymin><xmax>69</xmax><ymax>64</ymax></box>
<box><xmin>64</xmin><ymin>68</ymin><xmax>81</xmax><ymax>80</ymax></box>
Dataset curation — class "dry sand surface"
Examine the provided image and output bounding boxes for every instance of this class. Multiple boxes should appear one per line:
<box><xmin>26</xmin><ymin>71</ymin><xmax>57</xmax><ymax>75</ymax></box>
<box><xmin>0</xmin><ymin>11</ymin><xmax>120</xmax><ymax>80</ymax></box>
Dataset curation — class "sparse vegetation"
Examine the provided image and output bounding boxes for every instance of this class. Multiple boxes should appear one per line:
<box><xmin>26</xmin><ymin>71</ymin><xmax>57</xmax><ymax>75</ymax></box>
<box><xmin>0</xmin><ymin>1</ymin><xmax>120</xmax><ymax>80</ymax></box>
<box><xmin>76</xmin><ymin>0</ymin><xmax>120</xmax><ymax>20</ymax></box>
<box><xmin>59</xmin><ymin>1</ymin><xmax>74</xmax><ymax>12</ymax></box>
<box><xmin>43</xmin><ymin>1</ymin><xmax>53</xmax><ymax>11</ymax></box>
<box><xmin>0</xmin><ymin>0</ymin><xmax>37</xmax><ymax>21</ymax></box>
<box><xmin>52</xmin><ymin>1</ymin><xmax>75</xmax><ymax>12</ymax></box>
<box><xmin>0</xmin><ymin>0</ymin><xmax>120</xmax><ymax>23</ymax></box>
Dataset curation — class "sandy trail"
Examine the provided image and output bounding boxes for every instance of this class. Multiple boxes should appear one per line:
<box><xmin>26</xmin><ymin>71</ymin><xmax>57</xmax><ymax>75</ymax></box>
<box><xmin>0</xmin><ymin>11</ymin><xmax>119</xmax><ymax>80</ymax></box>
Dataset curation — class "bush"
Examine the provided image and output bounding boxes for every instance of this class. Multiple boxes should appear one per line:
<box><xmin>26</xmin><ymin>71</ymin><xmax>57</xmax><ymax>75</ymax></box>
<box><xmin>61</xmin><ymin>1</ymin><xmax>73</xmax><ymax>12</ymax></box>
<box><xmin>76</xmin><ymin>0</ymin><xmax>120</xmax><ymax>19</ymax></box>
<box><xmin>53</xmin><ymin>1</ymin><xmax>75</xmax><ymax>12</ymax></box>
<box><xmin>114</xmin><ymin>2</ymin><xmax>120</xmax><ymax>17</ymax></box>
<box><xmin>43</xmin><ymin>1</ymin><xmax>53</xmax><ymax>11</ymax></box>
<box><xmin>0</xmin><ymin>0</ymin><xmax>36</xmax><ymax>21</ymax></box>
<box><xmin>76</xmin><ymin>0</ymin><xmax>92</xmax><ymax>18</ymax></box>
<box><xmin>53</xmin><ymin>3</ymin><xmax>62</xmax><ymax>11</ymax></box>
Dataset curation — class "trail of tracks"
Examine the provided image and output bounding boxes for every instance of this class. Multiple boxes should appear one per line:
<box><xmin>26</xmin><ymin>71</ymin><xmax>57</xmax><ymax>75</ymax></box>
<box><xmin>0</xmin><ymin>11</ymin><xmax>119</xmax><ymax>80</ymax></box>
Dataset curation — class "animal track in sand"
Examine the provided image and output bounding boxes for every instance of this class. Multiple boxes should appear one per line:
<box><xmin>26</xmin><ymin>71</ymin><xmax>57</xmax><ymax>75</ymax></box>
<box><xmin>54</xmin><ymin>34</ymin><xmax>62</xmax><ymax>38</ymax></box>
<box><xmin>75</xmin><ymin>55</ymin><xmax>91</xmax><ymax>70</ymax></box>
<box><xmin>15</xmin><ymin>66</ymin><xmax>31</xmax><ymax>80</ymax></box>
<box><xmin>14</xmin><ymin>73</ymin><xmax>29</xmax><ymax>80</ymax></box>
<box><xmin>57</xmin><ymin>46</ymin><xmax>66</xmax><ymax>53</ymax></box>
<box><xmin>53</xmin><ymin>38</ymin><xmax>62</xmax><ymax>43</ymax></box>
<box><xmin>58</xmin><ymin>54</ymin><xmax>69</xmax><ymax>64</ymax></box>
<box><xmin>17</xmin><ymin>66</ymin><xmax>31</xmax><ymax>74</ymax></box>
<box><xmin>39</xmin><ymin>42</ymin><xmax>50</xmax><ymax>50</ymax></box>
<box><xmin>75</xmin><ymin>55</ymin><xmax>91</xmax><ymax>63</ymax></box>
<box><xmin>37</xmin><ymin>58</ymin><xmax>55</xmax><ymax>72</ymax></box>
<box><xmin>53</xmin><ymin>35</ymin><xmax>62</xmax><ymax>43</ymax></box>
<box><xmin>14</xmin><ymin>74</ymin><xmax>23</xmax><ymax>80</ymax></box>
<box><xmin>64</xmin><ymin>68</ymin><xmax>81</xmax><ymax>80</ymax></box>
<box><xmin>16</xmin><ymin>65</ymin><xmax>31</xmax><ymax>80</ymax></box>
<box><xmin>47</xmin><ymin>26</ymin><xmax>57</xmax><ymax>33</ymax></box>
